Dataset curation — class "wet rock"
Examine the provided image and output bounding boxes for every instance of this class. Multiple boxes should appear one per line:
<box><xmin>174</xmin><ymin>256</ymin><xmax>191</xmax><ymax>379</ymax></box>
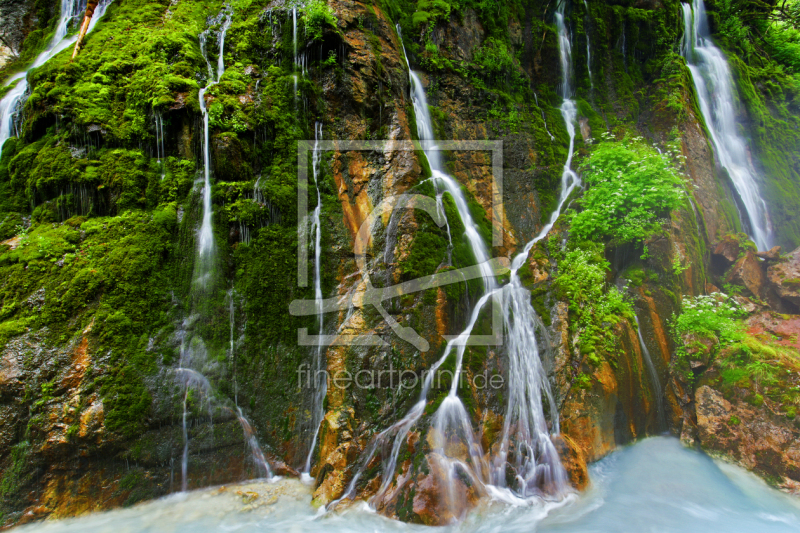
<box><xmin>409</xmin><ymin>453</ymin><xmax>479</xmax><ymax>525</ymax></box>
<box><xmin>553</xmin><ymin>435</ymin><xmax>588</xmax><ymax>491</ymax></box>
<box><xmin>766</xmin><ymin>247</ymin><xmax>800</xmax><ymax>311</ymax></box>
<box><xmin>724</xmin><ymin>251</ymin><xmax>766</xmax><ymax>299</ymax></box>
<box><xmin>695</xmin><ymin>385</ymin><xmax>800</xmax><ymax>485</ymax></box>
<box><xmin>712</xmin><ymin>234</ymin><xmax>751</xmax><ymax>274</ymax></box>
<box><xmin>756</xmin><ymin>246</ymin><xmax>782</xmax><ymax>261</ymax></box>
<box><xmin>746</xmin><ymin>311</ymin><xmax>800</xmax><ymax>352</ymax></box>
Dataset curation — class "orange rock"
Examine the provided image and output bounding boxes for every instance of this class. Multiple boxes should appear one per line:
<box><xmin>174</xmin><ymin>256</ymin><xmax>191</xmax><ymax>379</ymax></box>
<box><xmin>725</xmin><ymin>250</ymin><xmax>766</xmax><ymax>299</ymax></box>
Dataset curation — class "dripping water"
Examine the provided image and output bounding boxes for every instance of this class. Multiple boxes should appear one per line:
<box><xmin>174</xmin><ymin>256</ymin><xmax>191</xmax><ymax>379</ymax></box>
<box><xmin>175</xmin><ymin>7</ymin><xmax>274</xmax><ymax>490</ymax></box>
<box><xmin>583</xmin><ymin>0</ymin><xmax>593</xmax><ymax>91</ymax></box>
<box><xmin>330</xmin><ymin>19</ymin><xmax>579</xmax><ymax>517</ymax></box>
<box><xmin>634</xmin><ymin>316</ymin><xmax>666</xmax><ymax>431</ymax></box>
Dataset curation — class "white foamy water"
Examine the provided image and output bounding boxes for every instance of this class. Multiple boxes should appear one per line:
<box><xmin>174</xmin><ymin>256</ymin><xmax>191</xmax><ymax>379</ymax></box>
<box><xmin>16</xmin><ymin>438</ymin><xmax>800</xmax><ymax>532</ymax></box>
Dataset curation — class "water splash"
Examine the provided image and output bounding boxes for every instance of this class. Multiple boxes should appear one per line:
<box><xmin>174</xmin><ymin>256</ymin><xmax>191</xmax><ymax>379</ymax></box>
<box><xmin>681</xmin><ymin>0</ymin><xmax>773</xmax><ymax>250</ymax></box>
<box><xmin>0</xmin><ymin>0</ymin><xmax>114</xmax><ymax>159</ymax></box>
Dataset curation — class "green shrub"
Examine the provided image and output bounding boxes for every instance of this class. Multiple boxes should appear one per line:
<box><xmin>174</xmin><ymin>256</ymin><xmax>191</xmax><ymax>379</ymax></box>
<box><xmin>303</xmin><ymin>0</ymin><xmax>338</xmax><ymax>41</ymax></box>
<box><xmin>572</xmin><ymin>134</ymin><xmax>687</xmax><ymax>247</ymax></box>
<box><xmin>673</xmin><ymin>293</ymin><xmax>746</xmax><ymax>361</ymax></box>
<box><xmin>553</xmin><ymin>243</ymin><xmax>633</xmax><ymax>360</ymax></box>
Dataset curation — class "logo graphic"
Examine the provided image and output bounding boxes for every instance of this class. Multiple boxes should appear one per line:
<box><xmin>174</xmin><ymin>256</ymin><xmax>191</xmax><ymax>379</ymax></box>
<box><xmin>290</xmin><ymin>140</ymin><xmax>504</xmax><ymax>351</ymax></box>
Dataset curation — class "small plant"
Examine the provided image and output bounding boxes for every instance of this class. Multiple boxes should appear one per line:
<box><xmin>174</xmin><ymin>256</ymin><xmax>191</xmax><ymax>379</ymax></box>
<box><xmin>322</xmin><ymin>50</ymin><xmax>337</xmax><ymax>67</ymax></box>
<box><xmin>673</xmin><ymin>293</ymin><xmax>746</xmax><ymax>361</ymax></box>
<box><xmin>729</xmin><ymin>415</ymin><xmax>741</xmax><ymax>426</ymax></box>
<box><xmin>672</xmin><ymin>249</ymin><xmax>691</xmax><ymax>275</ymax></box>
<box><xmin>302</xmin><ymin>0</ymin><xmax>337</xmax><ymax>41</ymax></box>
<box><xmin>554</xmin><ymin>243</ymin><xmax>633</xmax><ymax>360</ymax></box>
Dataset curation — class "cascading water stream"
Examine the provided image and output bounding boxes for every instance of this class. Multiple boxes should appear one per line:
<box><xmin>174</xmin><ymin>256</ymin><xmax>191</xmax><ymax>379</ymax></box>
<box><xmin>583</xmin><ymin>0</ymin><xmax>593</xmax><ymax>91</ymax></box>
<box><xmin>331</xmin><ymin>18</ymin><xmax>580</xmax><ymax>515</ymax></box>
<box><xmin>680</xmin><ymin>0</ymin><xmax>772</xmax><ymax>251</ymax></box>
<box><xmin>302</xmin><ymin>121</ymin><xmax>326</xmax><ymax>481</ymax></box>
<box><xmin>175</xmin><ymin>8</ymin><xmax>274</xmax><ymax>490</ymax></box>
<box><xmin>196</xmin><ymin>10</ymin><xmax>232</xmax><ymax>279</ymax></box>
<box><xmin>155</xmin><ymin>111</ymin><xmax>166</xmax><ymax>180</ymax></box>
<box><xmin>634</xmin><ymin>316</ymin><xmax>665</xmax><ymax>430</ymax></box>
<box><xmin>0</xmin><ymin>0</ymin><xmax>114</xmax><ymax>158</ymax></box>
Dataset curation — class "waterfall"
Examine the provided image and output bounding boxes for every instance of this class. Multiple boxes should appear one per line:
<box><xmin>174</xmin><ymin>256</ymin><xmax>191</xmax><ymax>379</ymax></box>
<box><xmin>175</xmin><ymin>7</ymin><xmax>274</xmax><ymax>491</ymax></box>
<box><xmin>634</xmin><ymin>316</ymin><xmax>665</xmax><ymax>430</ymax></box>
<box><xmin>485</xmin><ymin>2</ymin><xmax>579</xmax><ymax>500</ymax></box>
<box><xmin>330</xmin><ymin>20</ymin><xmax>579</xmax><ymax>515</ymax></box>
<box><xmin>681</xmin><ymin>0</ymin><xmax>773</xmax><ymax>251</ymax></box>
<box><xmin>155</xmin><ymin>111</ymin><xmax>166</xmax><ymax>180</ymax></box>
<box><xmin>0</xmin><ymin>0</ymin><xmax>114</xmax><ymax>159</ymax></box>
<box><xmin>583</xmin><ymin>0</ymin><xmax>593</xmax><ymax>91</ymax></box>
<box><xmin>302</xmin><ymin>121</ymin><xmax>326</xmax><ymax>480</ymax></box>
<box><xmin>196</xmin><ymin>9</ymin><xmax>232</xmax><ymax>282</ymax></box>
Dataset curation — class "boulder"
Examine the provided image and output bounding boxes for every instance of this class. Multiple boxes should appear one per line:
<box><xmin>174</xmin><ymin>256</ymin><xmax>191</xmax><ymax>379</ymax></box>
<box><xmin>724</xmin><ymin>251</ymin><xmax>766</xmax><ymax>299</ymax></box>
<box><xmin>712</xmin><ymin>234</ymin><xmax>750</xmax><ymax>270</ymax></box>
<box><xmin>756</xmin><ymin>246</ymin><xmax>782</xmax><ymax>261</ymax></box>
<box><xmin>695</xmin><ymin>385</ymin><xmax>800</xmax><ymax>486</ymax></box>
<box><xmin>766</xmin><ymin>247</ymin><xmax>800</xmax><ymax>312</ymax></box>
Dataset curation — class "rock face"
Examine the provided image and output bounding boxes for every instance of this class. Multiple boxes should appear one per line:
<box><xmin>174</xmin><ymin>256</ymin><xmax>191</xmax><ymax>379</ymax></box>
<box><xmin>0</xmin><ymin>0</ymin><xmax>798</xmax><ymax>527</ymax></box>
<box><xmin>766</xmin><ymin>248</ymin><xmax>800</xmax><ymax>312</ymax></box>
<box><xmin>695</xmin><ymin>385</ymin><xmax>800</xmax><ymax>487</ymax></box>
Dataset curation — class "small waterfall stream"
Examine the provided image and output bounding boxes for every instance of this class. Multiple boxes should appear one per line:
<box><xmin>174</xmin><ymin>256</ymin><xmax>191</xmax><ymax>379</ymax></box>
<box><xmin>196</xmin><ymin>9</ymin><xmax>232</xmax><ymax>277</ymax></box>
<box><xmin>634</xmin><ymin>316</ymin><xmax>665</xmax><ymax>430</ymax></box>
<box><xmin>0</xmin><ymin>0</ymin><xmax>114</xmax><ymax>158</ymax></box>
<box><xmin>681</xmin><ymin>0</ymin><xmax>773</xmax><ymax>250</ymax></box>
<box><xmin>583</xmin><ymin>0</ymin><xmax>593</xmax><ymax>91</ymax></box>
<box><xmin>331</xmin><ymin>14</ymin><xmax>581</xmax><ymax>514</ymax></box>
<box><xmin>302</xmin><ymin>121</ymin><xmax>326</xmax><ymax>480</ymax></box>
<box><xmin>175</xmin><ymin>7</ymin><xmax>274</xmax><ymax>491</ymax></box>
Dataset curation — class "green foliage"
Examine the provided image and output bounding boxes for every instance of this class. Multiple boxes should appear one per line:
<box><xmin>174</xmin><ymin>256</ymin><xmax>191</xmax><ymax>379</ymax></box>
<box><xmin>673</xmin><ymin>293</ymin><xmax>746</xmax><ymax>361</ymax></box>
<box><xmin>553</xmin><ymin>243</ymin><xmax>633</xmax><ymax>361</ymax></box>
<box><xmin>302</xmin><ymin>0</ymin><xmax>338</xmax><ymax>41</ymax></box>
<box><xmin>413</xmin><ymin>0</ymin><xmax>451</xmax><ymax>27</ymax></box>
<box><xmin>572</xmin><ymin>134</ymin><xmax>687</xmax><ymax>247</ymax></box>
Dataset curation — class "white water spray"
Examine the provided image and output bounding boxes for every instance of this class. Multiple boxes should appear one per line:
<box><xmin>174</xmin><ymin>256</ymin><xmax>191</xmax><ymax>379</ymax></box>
<box><xmin>681</xmin><ymin>0</ymin><xmax>772</xmax><ymax>250</ymax></box>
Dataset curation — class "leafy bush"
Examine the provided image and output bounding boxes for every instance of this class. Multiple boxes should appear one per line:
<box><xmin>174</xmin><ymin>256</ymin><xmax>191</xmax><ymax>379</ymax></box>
<box><xmin>571</xmin><ymin>135</ymin><xmax>687</xmax><ymax>247</ymax></box>
<box><xmin>673</xmin><ymin>293</ymin><xmax>746</xmax><ymax>360</ymax></box>
<box><xmin>303</xmin><ymin>0</ymin><xmax>338</xmax><ymax>41</ymax></box>
<box><xmin>553</xmin><ymin>243</ymin><xmax>633</xmax><ymax>361</ymax></box>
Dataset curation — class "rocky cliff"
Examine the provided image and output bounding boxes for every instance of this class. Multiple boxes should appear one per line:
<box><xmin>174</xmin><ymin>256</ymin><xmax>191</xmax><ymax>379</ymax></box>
<box><xmin>0</xmin><ymin>0</ymin><xmax>798</xmax><ymax>528</ymax></box>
